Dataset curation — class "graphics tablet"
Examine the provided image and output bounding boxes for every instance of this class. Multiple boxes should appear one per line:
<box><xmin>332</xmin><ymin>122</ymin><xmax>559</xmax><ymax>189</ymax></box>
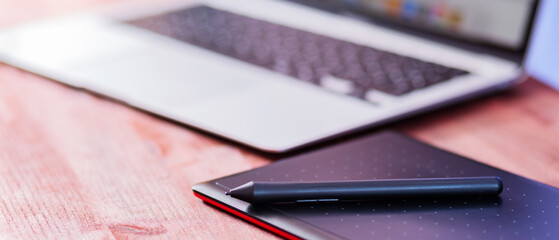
<box><xmin>193</xmin><ymin>131</ymin><xmax>559</xmax><ymax>239</ymax></box>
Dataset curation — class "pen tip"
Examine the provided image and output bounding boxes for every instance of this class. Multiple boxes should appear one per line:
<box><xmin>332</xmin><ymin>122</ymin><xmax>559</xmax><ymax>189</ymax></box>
<box><xmin>225</xmin><ymin>191</ymin><xmax>231</xmax><ymax>195</ymax></box>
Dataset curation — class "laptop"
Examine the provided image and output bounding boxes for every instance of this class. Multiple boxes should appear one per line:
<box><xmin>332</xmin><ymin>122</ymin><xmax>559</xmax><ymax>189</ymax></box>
<box><xmin>0</xmin><ymin>0</ymin><xmax>539</xmax><ymax>152</ymax></box>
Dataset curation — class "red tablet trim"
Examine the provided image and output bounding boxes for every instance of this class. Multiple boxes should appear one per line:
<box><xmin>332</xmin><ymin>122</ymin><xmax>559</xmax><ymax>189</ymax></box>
<box><xmin>193</xmin><ymin>191</ymin><xmax>301</xmax><ymax>240</ymax></box>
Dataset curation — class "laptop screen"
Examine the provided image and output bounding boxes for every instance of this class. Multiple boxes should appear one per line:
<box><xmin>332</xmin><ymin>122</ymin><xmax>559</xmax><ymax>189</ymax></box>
<box><xmin>332</xmin><ymin>0</ymin><xmax>538</xmax><ymax>51</ymax></box>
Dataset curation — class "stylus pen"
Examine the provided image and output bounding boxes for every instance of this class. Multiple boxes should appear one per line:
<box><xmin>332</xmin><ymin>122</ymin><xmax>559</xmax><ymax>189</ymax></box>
<box><xmin>225</xmin><ymin>177</ymin><xmax>503</xmax><ymax>204</ymax></box>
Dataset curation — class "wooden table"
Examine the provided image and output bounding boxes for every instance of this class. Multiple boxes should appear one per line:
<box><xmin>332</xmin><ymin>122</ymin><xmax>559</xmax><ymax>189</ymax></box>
<box><xmin>1</xmin><ymin>0</ymin><xmax>558</xmax><ymax>239</ymax></box>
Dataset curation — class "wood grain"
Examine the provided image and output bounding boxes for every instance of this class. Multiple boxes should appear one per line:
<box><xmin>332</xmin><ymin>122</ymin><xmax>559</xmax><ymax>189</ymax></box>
<box><xmin>1</xmin><ymin>0</ymin><xmax>558</xmax><ymax>239</ymax></box>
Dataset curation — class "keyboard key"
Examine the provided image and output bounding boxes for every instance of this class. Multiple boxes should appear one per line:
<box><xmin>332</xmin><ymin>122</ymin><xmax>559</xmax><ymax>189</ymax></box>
<box><xmin>320</xmin><ymin>75</ymin><xmax>355</xmax><ymax>95</ymax></box>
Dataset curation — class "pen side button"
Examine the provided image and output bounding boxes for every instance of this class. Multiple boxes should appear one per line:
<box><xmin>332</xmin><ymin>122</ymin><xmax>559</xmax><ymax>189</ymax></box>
<box><xmin>295</xmin><ymin>199</ymin><xmax>339</xmax><ymax>203</ymax></box>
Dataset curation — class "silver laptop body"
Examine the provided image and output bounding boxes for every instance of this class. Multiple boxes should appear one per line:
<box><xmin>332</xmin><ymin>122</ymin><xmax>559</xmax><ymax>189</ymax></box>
<box><xmin>0</xmin><ymin>0</ymin><xmax>538</xmax><ymax>152</ymax></box>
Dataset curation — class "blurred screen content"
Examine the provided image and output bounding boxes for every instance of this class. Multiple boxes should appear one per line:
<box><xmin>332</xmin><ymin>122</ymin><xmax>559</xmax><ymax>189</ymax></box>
<box><xmin>339</xmin><ymin>0</ymin><xmax>536</xmax><ymax>50</ymax></box>
<box><xmin>525</xmin><ymin>0</ymin><xmax>559</xmax><ymax>89</ymax></box>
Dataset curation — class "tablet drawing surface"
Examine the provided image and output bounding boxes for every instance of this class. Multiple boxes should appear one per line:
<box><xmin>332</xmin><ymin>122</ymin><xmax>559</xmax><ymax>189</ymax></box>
<box><xmin>193</xmin><ymin>131</ymin><xmax>559</xmax><ymax>240</ymax></box>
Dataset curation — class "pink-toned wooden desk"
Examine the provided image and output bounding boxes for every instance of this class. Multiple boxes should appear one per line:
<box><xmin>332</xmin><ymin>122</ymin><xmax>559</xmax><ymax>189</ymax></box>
<box><xmin>1</xmin><ymin>1</ymin><xmax>558</xmax><ymax>238</ymax></box>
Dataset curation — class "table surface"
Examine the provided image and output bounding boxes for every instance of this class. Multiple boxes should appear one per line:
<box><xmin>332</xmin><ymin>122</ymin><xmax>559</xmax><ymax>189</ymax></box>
<box><xmin>1</xmin><ymin>0</ymin><xmax>558</xmax><ymax>239</ymax></box>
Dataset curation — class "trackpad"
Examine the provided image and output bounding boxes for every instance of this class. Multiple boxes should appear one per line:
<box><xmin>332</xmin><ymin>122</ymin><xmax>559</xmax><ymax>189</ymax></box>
<box><xmin>180</xmin><ymin>80</ymin><xmax>378</xmax><ymax>151</ymax></box>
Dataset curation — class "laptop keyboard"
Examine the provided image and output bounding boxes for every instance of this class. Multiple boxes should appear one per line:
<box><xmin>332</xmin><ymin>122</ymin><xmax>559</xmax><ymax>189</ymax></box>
<box><xmin>128</xmin><ymin>5</ymin><xmax>469</xmax><ymax>98</ymax></box>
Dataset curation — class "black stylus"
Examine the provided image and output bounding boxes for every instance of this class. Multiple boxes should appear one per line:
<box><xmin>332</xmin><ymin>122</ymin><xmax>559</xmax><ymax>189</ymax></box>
<box><xmin>225</xmin><ymin>177</ymin><xmax>503</xmax><ymax>204</ymax></box>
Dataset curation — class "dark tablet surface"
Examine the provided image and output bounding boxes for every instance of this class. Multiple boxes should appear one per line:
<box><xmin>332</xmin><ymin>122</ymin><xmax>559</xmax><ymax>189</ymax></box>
<box><xmin>192</xmin><ymin>131</ymin><xmax>559</xmax><ymax>240</ymax></box>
